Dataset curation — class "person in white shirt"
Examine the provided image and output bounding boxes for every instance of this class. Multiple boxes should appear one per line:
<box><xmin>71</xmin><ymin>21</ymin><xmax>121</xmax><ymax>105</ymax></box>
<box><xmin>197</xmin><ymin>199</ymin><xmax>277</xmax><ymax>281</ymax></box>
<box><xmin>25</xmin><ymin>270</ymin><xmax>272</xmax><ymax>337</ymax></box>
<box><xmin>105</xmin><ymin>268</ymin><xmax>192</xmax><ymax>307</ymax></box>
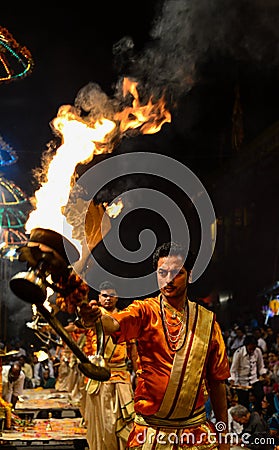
<box><xmin>229</xmin><ymin>335</ymin><xmax>267</xmax><ymax>413</ymax></box>
<box><xmin>2</xmin><ymin>362</ymin><xmax>25</xmax><ymax>408</ymax></box>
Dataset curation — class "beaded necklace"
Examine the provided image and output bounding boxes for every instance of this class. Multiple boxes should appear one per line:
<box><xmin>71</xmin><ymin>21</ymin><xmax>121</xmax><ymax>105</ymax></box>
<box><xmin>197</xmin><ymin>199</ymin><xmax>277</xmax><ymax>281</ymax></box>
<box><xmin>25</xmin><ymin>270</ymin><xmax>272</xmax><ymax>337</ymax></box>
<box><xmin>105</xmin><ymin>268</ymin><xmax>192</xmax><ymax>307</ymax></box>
<box><xmin>160</xmin><ymin>295</ymin><xmax>189</xmax><ymax>352</ymax></box>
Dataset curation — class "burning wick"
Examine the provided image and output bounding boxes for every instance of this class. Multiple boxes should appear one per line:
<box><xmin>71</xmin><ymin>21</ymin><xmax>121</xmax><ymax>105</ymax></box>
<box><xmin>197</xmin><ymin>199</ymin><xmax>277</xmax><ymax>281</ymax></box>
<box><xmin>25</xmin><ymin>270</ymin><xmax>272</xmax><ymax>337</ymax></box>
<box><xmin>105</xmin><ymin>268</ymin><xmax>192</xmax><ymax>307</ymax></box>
<box><xmin>103</xmin><ymin>199</ymin><xmax>124</xmax><ymax>218</ymax></box>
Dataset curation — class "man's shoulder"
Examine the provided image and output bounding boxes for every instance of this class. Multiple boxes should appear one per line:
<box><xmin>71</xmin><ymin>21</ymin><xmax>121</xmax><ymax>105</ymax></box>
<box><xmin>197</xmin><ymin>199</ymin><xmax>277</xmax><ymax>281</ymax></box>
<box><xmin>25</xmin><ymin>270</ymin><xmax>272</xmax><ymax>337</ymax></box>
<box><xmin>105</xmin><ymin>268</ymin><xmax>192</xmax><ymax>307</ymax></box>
<box><xmin>131</xmin><ymin>296</ymin><xmax>159</xmax><ymax>307</ymax></box>
<box><xmin>135</xmin><ymin>296</ymin><xmax>160</xmax><ymax>313</ymax></box>
<box><xmin>234</xmin><ymin>345</ymin><xmax>245</xmax><ymax>355</ymax></box>
<box><xmin>143</xmin><ymin>296</ymin><xmax>159</xmax><ymax>303</ymax></box>
<box><xmin>255</xmin><ymin>346</ymin><xmax>263</xmax><ymax>353</ymax></box>
<box><xmin>117</xmin><ymin>296</ymin><xmax>159</xmax><ymax>314</ymax></box>
<box><xmin>250</xmin><ymin>411</ymin><xmax>268</xmax><ymax>428</ymax></box>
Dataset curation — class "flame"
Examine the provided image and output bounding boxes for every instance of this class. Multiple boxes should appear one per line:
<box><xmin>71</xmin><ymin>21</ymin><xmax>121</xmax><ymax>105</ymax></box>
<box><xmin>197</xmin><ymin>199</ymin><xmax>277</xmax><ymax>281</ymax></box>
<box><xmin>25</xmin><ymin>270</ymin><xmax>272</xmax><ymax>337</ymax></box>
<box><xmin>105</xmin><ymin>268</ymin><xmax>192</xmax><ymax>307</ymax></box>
<box><xmin>25</xmin><ymin>78</ymin><xmax>171</xmax><ymax>258</ymax></box>
<box><xmin>25</xmin><ymin>109</ymin><xmax>116</xmax><ymax>252</ymax></box>
<box><xmin>115</xmin><ymin>78</ymin><xmax>171</xmax><ymax>134</ymax></box>
<box><xmin>104</xmin><ymin>198</ymin><xmax>124</xmax><ymax>218</ymax></box>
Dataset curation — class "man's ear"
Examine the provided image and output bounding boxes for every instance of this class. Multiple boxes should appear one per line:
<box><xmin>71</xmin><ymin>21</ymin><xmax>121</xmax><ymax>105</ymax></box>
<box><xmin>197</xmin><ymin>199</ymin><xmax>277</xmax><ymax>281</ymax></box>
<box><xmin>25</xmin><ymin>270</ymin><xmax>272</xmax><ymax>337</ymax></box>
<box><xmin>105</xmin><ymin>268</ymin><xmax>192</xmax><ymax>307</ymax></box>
<box><xmin>188</xmin><ymin>271</ymin><xmax>192</xmax><ymax>284</ymax></box>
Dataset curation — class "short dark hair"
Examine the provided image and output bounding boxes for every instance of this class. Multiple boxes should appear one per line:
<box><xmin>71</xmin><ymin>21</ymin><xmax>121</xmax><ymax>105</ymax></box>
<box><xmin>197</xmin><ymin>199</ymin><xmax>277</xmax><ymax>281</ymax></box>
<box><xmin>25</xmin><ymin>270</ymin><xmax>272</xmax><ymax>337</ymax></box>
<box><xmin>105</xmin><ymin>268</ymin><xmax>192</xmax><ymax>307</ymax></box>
<box><xmin>244</xmin><ymin>335</ymin><xmax>258</xmax><ymax>347</ymax></box>
<box><xmin>152</xmin><ymin>242</ymin><xmax>195</xmax><ymax>271</ymax></box>
<box><xmin>98</xmin><ymin>281</ymin><xmax>117</xmax><ymax>292</ymax></box>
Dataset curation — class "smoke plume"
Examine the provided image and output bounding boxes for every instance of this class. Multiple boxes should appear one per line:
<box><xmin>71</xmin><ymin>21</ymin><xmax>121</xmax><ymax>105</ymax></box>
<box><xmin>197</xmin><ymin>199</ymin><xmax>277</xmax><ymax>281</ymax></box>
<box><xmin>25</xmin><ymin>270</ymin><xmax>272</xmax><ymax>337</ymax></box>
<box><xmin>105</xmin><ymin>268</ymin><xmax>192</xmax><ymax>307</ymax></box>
<box><xmin>113</xmin><ymin>0</ymin><xmax>279</xmax><ymax>103</ymax></box>
<box><xmin>69</xmin><ymin>0</ymin><xmax>279</xmax><ymax>203</ymax></box>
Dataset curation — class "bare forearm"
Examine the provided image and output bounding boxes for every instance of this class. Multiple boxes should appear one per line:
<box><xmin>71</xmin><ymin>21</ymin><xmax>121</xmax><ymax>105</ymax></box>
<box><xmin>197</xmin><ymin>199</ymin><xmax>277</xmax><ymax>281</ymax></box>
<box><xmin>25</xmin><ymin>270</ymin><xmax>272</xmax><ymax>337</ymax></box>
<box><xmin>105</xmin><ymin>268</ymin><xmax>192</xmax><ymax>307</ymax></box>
<box><xmin>208</xmin><ymin>380</ymin><xmax>228</xmax><ymax>426</ymax></box>
<box><xmin>208</xmin><ymin>380</ymin><xmax>229</xmax><ymax>450</ymax></box>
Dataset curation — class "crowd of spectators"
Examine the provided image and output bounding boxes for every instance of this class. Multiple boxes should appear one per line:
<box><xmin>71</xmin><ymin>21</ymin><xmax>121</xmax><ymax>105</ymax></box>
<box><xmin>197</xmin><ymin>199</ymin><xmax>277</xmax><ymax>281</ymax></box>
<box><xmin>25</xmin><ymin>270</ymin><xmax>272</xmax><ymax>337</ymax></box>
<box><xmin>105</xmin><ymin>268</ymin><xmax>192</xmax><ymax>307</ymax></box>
<box><xmin>3</xmin><ymin>312</ymin><xmax>279</xmax><ymax>448</ymax></box>
<box><xmin>1</xmin><ymin>340</ymin><xmax>58</xmax><ymax>389</ymax></box>
<box><xmin>220</xmin><ymin>321</ymin><xmax>279</xmax><ymax>448</ymax></box>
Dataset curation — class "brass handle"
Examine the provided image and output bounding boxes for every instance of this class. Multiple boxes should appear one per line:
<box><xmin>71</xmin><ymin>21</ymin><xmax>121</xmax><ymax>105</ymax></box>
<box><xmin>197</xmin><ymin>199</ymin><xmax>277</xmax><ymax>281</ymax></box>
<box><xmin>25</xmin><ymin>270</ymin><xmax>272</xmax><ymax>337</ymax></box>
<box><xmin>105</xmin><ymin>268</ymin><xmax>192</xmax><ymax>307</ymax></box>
<box><xmin>36</xmin><ymin>303</ymin><xmax>110</xmax><ymax>381</ymax></box>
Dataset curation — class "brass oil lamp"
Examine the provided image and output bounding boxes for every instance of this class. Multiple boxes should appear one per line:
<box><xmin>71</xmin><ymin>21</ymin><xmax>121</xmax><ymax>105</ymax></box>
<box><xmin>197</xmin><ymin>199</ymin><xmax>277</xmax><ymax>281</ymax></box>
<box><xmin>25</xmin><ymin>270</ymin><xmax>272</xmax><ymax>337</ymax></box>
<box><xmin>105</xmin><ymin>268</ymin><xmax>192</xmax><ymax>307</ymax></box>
<box><xmin>10</xmin><ymin>227</ymin><xmax>110</xmax><ymax>381</ymax></box>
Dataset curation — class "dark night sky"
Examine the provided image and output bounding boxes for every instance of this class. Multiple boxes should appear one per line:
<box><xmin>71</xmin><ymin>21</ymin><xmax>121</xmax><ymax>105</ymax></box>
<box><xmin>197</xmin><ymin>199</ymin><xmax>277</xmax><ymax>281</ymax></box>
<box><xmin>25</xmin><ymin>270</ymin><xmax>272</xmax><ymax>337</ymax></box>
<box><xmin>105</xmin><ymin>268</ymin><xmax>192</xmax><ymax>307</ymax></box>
<box><xmin>1</xmin><ymin>0</ymin><xmax>279</xmax><ymax>194</ymax></box>
<box><xmin>1</xmin><ymin>1</ymin><xmax>279</xmax><ymax>334</ymax></box>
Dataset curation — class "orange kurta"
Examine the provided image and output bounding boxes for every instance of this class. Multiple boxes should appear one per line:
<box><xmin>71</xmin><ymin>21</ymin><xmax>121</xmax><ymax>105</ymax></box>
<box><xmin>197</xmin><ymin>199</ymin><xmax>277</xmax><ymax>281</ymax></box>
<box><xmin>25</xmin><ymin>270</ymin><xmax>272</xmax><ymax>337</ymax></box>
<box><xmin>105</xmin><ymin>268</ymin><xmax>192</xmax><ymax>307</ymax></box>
<box><xmin>85</xmin><ymin>307</ymin><xmax>135</xmax><ymax>450</ymax></box>
<box><xmin>111</xmin><ymin>297</ymin><xmax>230</xmax><ymax>449</ymax></box>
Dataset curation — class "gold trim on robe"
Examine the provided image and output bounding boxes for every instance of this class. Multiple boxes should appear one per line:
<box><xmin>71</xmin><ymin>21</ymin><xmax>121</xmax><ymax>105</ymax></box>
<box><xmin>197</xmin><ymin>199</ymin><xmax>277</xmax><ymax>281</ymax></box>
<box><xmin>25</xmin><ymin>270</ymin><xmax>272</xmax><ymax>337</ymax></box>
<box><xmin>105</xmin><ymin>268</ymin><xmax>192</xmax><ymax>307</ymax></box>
<box><xmin>155</xmin><ymin>300</ymin><xmax>214</xmax><ymax>420</ymax></box>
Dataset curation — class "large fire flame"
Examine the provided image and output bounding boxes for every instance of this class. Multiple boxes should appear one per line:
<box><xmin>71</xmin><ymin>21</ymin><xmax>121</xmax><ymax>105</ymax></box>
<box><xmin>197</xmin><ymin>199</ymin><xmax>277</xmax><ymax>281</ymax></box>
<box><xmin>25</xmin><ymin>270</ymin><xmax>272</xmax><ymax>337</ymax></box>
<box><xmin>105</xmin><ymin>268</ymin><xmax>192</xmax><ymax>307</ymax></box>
<box><xmin>25</xmin><ymin>78</ymin><xmax>171</xmax><ymax>257</ymax></box>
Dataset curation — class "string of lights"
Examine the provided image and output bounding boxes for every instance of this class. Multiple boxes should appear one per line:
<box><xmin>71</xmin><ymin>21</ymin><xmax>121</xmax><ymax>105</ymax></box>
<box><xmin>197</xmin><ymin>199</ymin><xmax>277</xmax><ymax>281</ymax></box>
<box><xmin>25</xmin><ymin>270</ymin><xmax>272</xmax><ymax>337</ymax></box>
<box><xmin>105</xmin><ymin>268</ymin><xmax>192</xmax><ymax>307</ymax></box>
<box><xmin>0</xmin><ymin>26</ymin><xmax>34</xmax><ymax>82</ymax></box>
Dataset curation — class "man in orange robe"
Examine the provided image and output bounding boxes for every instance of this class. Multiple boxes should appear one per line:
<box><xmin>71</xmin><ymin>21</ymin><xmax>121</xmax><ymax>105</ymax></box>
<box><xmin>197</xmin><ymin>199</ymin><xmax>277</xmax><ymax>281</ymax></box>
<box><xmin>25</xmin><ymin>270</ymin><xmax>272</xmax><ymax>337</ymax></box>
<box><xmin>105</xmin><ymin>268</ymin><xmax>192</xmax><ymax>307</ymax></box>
<box><xmin>84</xmin><ymin>281</ymin><xmax>137</xmax><ymax>450</ymax></box>
<box><xmin>81</xmin><ymin>242</ymin><xmax>230</xmax><ymax>450</ymax></box>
